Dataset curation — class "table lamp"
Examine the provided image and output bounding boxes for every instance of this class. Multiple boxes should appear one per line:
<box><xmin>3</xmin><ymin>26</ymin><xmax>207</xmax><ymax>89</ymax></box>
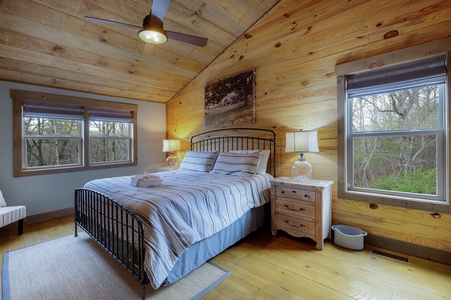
<box><xmin>162</xmin><ymin>139</ymin><xmax>181</xmax><ymax>167</ymax></box>
<box><xmin>285</xmin><ymin>130</ymin><xmax>319</xmax><ymax>179</ymax></box>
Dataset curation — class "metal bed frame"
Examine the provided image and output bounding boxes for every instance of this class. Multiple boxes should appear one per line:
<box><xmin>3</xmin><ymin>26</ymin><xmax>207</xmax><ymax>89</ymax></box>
<box><xmin>74</xmin><ymin>128</ymin><xmax>276</xmax><ymax>299</ymax></box>
<box><xmin>191</xmin><ymin>127</ymin><xmax>276</xmax><ymax>177</ymax></box>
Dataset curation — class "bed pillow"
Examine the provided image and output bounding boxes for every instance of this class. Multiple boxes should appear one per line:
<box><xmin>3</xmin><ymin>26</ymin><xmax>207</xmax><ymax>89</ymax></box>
<box><xmin>0</xmin><ymin>190</ymin><xmax>7</xmax><ymax>207</ymax></box>
<box><xmin>230</xmin><ymin>149</ymin><xmax>270</xmax><ymax>174</ymax></box>
<box><xmin>212</xmin><ymin>152</ymin><xmax>260</xmax><ymax>176</ymax></box>
<box><xmin>179</xmin><ymin>150</ymin><xmax>218</xmax><ymax>172</ymax></box>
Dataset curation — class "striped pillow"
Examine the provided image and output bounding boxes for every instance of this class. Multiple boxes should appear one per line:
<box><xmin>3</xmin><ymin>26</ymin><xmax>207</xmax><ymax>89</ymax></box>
<box><xmin>230</xmin><ymin>150</ymin><xmax>270</xmax><ymax>174</ymax></box>
<box><xmin>212</xmin><ymin>152</ymin><xmax>260</xmax><ymax>176</ymax></box>
<box><xmin>179</xmin><ymin>151</ymin><xmax>218</xmax><ymax>172</ymax></box>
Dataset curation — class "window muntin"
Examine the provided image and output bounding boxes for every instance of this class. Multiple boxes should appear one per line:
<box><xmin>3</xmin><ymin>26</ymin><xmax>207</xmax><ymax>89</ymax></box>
<box><xmin>343</xmin><ymin>54</ymin><xmax>447</xmax><ymax>205</ymax></box>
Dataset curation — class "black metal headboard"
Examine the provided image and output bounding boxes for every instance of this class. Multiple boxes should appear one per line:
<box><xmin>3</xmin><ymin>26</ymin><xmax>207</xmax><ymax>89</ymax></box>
<box><xmin>190</xmin><ymin>128</ymin><xmax>276</xmax><ymax>177</ymax></box>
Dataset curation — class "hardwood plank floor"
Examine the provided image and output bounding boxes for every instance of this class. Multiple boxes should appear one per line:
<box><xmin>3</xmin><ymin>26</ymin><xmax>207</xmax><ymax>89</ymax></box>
<box><xmin>1</xmin><ymin>216</ymin><xmax>450</xmax><ymax>299</ymax></box>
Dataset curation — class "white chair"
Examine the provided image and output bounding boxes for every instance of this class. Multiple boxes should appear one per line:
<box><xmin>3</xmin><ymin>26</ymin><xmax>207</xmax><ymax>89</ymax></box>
<box><xmin>0</xmin><ymin>190</ymin><xmax>26</xmax><ymax>235</ymax></box>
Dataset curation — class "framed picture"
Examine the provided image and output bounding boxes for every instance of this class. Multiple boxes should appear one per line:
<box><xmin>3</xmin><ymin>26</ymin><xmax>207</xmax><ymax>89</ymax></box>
<box><xmin>204</xmin><ymin>69</ymin><xmax>255</xmax><ymax>128</ymax></box>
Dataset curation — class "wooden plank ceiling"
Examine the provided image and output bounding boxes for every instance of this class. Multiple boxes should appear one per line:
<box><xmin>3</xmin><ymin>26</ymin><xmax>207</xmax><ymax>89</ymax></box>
<box><xmin>0</xmin><ymin>0</ymin><xmax>279</xmax><ymax>103</ymax></box>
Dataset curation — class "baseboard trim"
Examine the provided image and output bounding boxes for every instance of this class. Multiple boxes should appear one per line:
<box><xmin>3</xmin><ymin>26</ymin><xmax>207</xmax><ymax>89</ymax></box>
<box><xmin>24</xmin><ymin>207</ymin><xmax>74</xmax><ymax>225</ymax></box>
<box><xmin>366</xmin><ymin>234</ymin><xmax>450</xmax><ymax>266</ymax></box>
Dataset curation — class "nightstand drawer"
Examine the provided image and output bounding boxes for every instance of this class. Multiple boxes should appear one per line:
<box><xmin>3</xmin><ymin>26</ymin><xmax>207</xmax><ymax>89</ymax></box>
<box><xmin>274</xmin><ymin>215</ymin><xmax>316</xmax><ymax>236</ymax></box>
<box><xmin>275</xmin><ymin>187</ymin><xmax>316</xmax><ymax>203</ymax></box>
<box><xmin>275</xmin><ymin>199</ymin><xmax>315</xmax><ymax>221</ymax></box>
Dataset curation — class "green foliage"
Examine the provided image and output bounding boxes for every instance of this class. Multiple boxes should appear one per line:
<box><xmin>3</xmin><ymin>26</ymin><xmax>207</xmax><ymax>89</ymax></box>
<box><xmin>370</xmin><ymin>169</ymin><xmax>436</xmax><ymax>195</ymax></box>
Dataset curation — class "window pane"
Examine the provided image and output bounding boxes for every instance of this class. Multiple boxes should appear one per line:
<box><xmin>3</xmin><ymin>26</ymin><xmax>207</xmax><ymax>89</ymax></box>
<box><xmin>353</xmin><ymin>134</ymin><xmax>437</xmax><ymax>195</ymax></box>
<box><xmin>351</xmin><ymin>86</ymin><xmax>440</xmax><ymax>132</ymax></box>
<box><xmin>25</xmin><ymin>139</ymin><xmax>80</xmax><ymax>167</ymax></box>
<box><xmin>89</xmin><ymin>121</ymin><xmax>130</xmax><ymax>137</ymax></box>
<box><xmin>90</xmin><ymin>138</ymin><xmax>130</xmax><ymax>163</ymax></box>
<box><xmin>25</xmin><ymin>118</ymin><xmax>80</xmax><ymax>136</ymax></box>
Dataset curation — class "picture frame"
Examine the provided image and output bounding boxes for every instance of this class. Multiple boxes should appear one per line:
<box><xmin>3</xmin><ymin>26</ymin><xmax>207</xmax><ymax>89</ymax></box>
<box><xmin>204</xmin><ymin>69</ymin><xmax>256</xmax><ymax>128</ymax></box>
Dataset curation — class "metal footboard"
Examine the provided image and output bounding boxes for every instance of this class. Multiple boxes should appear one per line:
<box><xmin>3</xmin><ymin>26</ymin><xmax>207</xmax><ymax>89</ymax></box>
<box><xmin>74</xmin><ymin>188</ymin><xmax>149</xmax><ymax>299</ymax></box>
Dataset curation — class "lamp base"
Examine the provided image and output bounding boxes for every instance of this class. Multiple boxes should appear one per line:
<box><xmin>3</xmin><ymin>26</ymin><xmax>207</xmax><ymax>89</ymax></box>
<box><xmin>166</xmin><ymin>153</ymin><xmax>178</xmax><ymax>167</ymax></box>
<box><xmin>290</xmin><ymin>157</ymin><xmax>312</xmax><ymax>179</ymax></box>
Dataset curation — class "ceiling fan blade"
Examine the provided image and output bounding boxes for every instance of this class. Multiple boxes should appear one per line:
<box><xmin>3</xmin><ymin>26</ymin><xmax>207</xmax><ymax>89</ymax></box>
<box><xmin>166</xmin><ymin>31</ymin><xmax>208</xmax><ymax>47</ymax></box>
<box><xmin>84</xmin><ymin>16</ymin><xmax>141</xmax><ymax>30</ymax></box>
<box><xmin>151</xmin><ymin>0</ymin><xmax>172</xmax><ymax>21</ymax></box>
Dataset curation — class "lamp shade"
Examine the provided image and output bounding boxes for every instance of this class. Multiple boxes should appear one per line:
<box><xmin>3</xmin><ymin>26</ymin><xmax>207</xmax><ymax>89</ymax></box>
<box><xmin>162</xmin><ymin>139</ymin><xmax>181</xmax><ymax>152</ymax></box>
<box><xmin>285</xmin><ymin>130</ymin><xmax>319</xmax><ymax>153</ymax></box>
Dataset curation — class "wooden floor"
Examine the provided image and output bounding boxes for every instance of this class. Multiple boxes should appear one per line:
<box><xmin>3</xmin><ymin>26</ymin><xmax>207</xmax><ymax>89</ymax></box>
<box><xmin>1</xmin><ymin>216</ymin><xmax>450</xmax><ymax>299</ymax></box>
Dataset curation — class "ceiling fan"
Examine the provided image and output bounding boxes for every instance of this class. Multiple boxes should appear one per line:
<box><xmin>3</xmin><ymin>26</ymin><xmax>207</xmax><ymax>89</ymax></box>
<box><xmin>84</xmin><ymin>0</ymin><xmax>208</xmax><ymax>47</ymax></box>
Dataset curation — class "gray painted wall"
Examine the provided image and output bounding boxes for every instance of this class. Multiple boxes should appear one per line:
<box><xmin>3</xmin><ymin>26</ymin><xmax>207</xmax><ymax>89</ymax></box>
<box><xmin>0</xmin><ymin>81</ymin><xmax>166</xmax><ymax>217</ymax></box>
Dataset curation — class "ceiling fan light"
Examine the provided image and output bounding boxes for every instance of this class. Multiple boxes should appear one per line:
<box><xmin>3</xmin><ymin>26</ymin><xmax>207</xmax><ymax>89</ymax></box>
<box><xmin>138</xmin><ymin>15</ymin><xmax>167</xmax><ymax>44</ymax></box>
<box><xmin>139</xmin><ymin>30</ymin><xmax>167</xmax><ymax>44</ymax></box>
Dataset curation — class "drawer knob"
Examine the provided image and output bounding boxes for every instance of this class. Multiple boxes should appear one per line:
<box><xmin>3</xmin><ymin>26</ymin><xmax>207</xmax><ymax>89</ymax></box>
<box><xmin>283</xmin><ymin>204</ymin><xmax>305</xmax><ymax>211</ymax></box>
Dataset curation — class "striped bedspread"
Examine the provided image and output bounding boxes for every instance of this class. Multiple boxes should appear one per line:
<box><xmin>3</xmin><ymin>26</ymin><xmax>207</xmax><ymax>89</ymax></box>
<box><xmin>83</xmin><ymin>170</ymin><xmax>272</xmax><ymax>289</ymax></box>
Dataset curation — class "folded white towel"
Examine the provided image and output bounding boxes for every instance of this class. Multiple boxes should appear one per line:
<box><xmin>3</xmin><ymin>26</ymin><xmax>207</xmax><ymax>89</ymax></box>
<box><xmin>131</xmin><ymin>174</ymin><xmax>163</xmax><ymax>187</ymax></box>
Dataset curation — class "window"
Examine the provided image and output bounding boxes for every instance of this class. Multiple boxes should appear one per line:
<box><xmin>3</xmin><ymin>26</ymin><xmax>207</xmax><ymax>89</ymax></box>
<box><xmin>89</xmin><ymin>107</ymin><xmax>134</xmax><ymax>165</ymax></box>
<box><xmin>336</xmin><ymin>49</ymin><xmax>450</xmax><ymax>213</ymax></box>
<box><xmin>12</xmin><ymin>90</ymin><xmax>138</xmax><ymax>177</ymax></box>
<box><xmin>23</xmin><ymin>101</ymin><xmax>84</xmax><ymax>170</ymax></box>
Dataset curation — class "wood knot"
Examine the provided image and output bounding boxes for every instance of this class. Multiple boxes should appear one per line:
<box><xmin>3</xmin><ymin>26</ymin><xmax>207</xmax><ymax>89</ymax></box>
<box><xmin>430</xmin><ymin>212</ymin><xmax>441</xmax><ymax>219</ymax></box>
<box><xmin>384</xmin><ymin>30</ymin><xmax>399</xmax><ymax>39</ymax></box>
<box><xmin>244</xmin><ymin>33</ymin><xmax>252</xmax><ymax>39</ymax></box>
<box><xmin>369</xmin><ymin>62</ymin><xmax>381</xmax><ymax>69</ymax></box>
<box><xmin>274</xmin><ymin>42</ymin><xmax>282</xmax><ymax>48</ymax></box>
<box><xmin>52</xmin><ymin>45</ymin><xmax>65</xmax><ymax>52</ymax></box>
<box><xmin>369</xmin><ymin>203</ymin><xmax>378</xmax><ymax>209</ymax></box>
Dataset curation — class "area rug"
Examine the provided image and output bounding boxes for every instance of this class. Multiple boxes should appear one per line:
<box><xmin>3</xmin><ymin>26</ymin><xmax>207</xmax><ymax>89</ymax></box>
<box><xmin>2</xmin><ymin>232</ymin><xmax>230</xmax><ymax>300</ymax></box>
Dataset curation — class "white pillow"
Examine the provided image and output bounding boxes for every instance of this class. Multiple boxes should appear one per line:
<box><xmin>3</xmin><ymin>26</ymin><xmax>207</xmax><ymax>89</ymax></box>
<box><xmin>230</xmin><ymin>149</ymin><xmax>270</xmax><ymax>174</ymax></box>
<box><xmin>212</xmin><ymin>152</ymin><xmax>260</xmax><ymax>176</ymax></box>
<box><xmin>0</xmin><ymin>190</ymin><xmax>7</xmax><ymax>207</ymax></box>
<box><xmin>179</xmin><ymin>150</ymin><xmax>218</xmax><ymax>172</ymax></box>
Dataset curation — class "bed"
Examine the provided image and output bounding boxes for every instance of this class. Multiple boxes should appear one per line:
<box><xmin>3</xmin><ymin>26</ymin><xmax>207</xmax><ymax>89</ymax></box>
<box><xmin>74</xmin><ymin>128</ymin><xmax>276</xmax><ymax>299</ymax></box>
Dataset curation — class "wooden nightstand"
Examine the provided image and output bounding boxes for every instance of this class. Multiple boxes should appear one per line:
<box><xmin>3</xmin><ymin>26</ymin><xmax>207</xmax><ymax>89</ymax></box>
<box><xmin>157</xmin><ymin>166</ymin><xmax>179</xmax><ymax>172</ymax></box>
<box><xmin>270</xmin><ymin>177</ymin><xmax>333</xmax><ymax>250</ymax></box>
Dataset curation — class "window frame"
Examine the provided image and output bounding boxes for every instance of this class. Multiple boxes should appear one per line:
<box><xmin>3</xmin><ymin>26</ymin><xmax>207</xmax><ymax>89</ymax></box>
<box><xmin>12</xmin><ymin>90</ymin><xmax>138</xmax><ymax>177</ymax></box>
<box><xmin>335</xmin><ymin>39</ymin><xmax>450</xmax><ymax>214</ymax></box>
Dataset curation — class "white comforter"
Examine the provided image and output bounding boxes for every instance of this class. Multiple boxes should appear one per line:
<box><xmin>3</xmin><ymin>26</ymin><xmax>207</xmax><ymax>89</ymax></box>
<box><xmin>83</xmin><ymin>170</ymin><xmax>272</xmax><ymax>289</ymax></box>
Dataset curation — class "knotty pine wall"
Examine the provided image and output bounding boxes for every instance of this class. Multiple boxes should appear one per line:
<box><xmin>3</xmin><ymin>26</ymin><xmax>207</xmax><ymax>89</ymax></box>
<box><xmin>167</xmin><ymin>0</ymin><xmax>451</xmax><ymax>256</ymax></box>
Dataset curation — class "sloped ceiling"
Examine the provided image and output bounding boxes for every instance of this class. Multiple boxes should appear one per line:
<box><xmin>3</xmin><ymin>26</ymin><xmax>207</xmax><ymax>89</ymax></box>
<box><xmin>0</xmin><ymin>0</ymin><xmax>279</xmax><ymax>103</ymax></box>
